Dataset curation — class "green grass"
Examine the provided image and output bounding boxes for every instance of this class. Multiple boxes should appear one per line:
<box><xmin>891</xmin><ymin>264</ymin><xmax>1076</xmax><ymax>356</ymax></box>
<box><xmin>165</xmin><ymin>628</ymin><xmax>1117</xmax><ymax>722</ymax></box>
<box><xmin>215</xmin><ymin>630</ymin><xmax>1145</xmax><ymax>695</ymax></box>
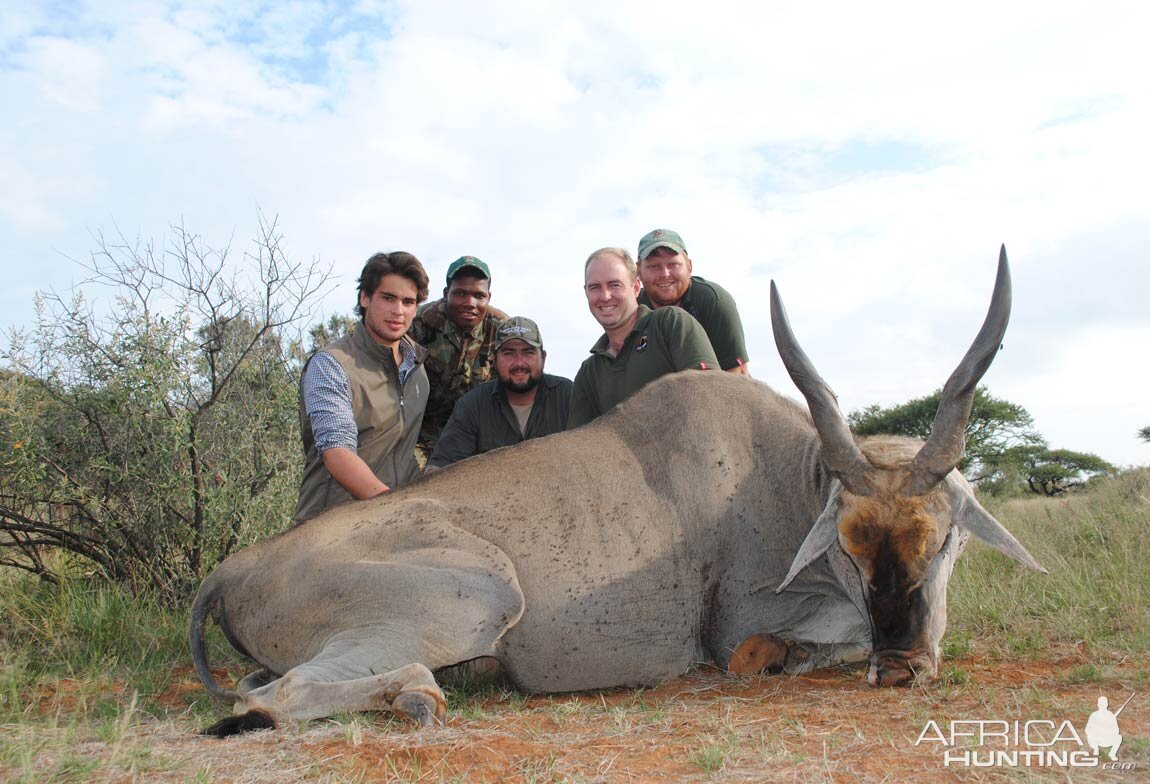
<box><xmin>0</xmin><ymin>571</ymin><xmax>245</xmax><ymax>722</ymax></box>
<box><xmin>1061</xmin><ymin>664</ymin><xmax>1103</xmax><ymax>684</ymax></box>
<box><xmin>690</xmin><ymin>731</ymin><xmax>738</xmax><ymax>773</ymax></box>
<box><xmin>0</xmin><ymin>570</ymin><xmax>247</xmax><ymax>782</ymax></box>
<box><xmin>948</xmin><ymin>468</ymin><xmax>1150</xmax><ymax>659</ymax></box>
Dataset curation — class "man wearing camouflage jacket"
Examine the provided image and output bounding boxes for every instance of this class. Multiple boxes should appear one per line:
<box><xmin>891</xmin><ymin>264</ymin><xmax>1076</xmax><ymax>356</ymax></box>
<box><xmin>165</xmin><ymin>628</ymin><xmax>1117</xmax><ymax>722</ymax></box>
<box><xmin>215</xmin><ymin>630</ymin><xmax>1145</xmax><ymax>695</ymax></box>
<box><xmin>408</xmin><ymin>256</ymin><xmax>509</xmax><ymax>466</ymax></box>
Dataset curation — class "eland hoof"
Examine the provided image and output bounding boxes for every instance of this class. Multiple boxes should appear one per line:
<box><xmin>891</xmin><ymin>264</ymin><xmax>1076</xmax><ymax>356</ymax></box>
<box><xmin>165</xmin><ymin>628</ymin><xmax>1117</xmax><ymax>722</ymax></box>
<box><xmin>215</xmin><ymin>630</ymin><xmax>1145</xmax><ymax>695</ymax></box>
<box><xmin>392</xmin><ymin>690</ymin><xmax>446</xmax><ymax>727</ymax></box>
<box><xmin>201</xmin><ymin>709</ymin><xmax>277</xmax><ymax>738</ymax></box>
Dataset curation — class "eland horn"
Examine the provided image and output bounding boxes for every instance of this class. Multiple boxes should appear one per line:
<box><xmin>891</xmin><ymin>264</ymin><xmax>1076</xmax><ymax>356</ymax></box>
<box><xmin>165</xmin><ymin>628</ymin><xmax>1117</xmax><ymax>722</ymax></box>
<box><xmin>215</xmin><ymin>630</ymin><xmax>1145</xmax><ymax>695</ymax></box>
<box><xmin>905</xmin><ymin>246</ymin><xmax>1012</xmax><ymax>496</ymax></box>
<box><xmin>770</xmin><ymin>280</ymin><xmax>875</xmax><ymax>496</ymax></box>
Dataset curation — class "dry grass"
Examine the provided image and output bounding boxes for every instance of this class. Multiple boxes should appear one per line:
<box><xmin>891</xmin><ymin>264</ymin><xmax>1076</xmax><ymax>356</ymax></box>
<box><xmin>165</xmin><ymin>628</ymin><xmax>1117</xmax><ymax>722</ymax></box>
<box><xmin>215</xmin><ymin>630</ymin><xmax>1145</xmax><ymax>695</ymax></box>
<box><xmin>4</xmin><ymin>654</ymin><xmax>1147</xmax><ymax>783</ymax></box>
<box><xmin>2</xmin><ymin>471</ymin><xmax>1148</xmax><ymax>782</ymax></box>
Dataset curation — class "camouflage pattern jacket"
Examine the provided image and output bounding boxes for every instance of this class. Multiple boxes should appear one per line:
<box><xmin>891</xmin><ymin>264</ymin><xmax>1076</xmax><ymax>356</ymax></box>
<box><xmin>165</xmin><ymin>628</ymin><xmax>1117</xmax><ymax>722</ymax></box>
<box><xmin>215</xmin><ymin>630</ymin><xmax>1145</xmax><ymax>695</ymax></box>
<box><xmin>408</xmin><ymin>299</ymin><xmax>509</xmax><ymax>457</ymax></box>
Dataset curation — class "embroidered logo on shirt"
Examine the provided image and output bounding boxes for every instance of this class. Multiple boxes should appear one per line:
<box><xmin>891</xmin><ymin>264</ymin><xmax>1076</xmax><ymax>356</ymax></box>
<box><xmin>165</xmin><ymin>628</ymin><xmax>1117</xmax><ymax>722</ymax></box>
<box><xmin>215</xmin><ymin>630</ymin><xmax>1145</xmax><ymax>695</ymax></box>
<box><xmin>635</xmin><ymin>335</ymin><xmax>649</xmax><ymax>353</ymax></box>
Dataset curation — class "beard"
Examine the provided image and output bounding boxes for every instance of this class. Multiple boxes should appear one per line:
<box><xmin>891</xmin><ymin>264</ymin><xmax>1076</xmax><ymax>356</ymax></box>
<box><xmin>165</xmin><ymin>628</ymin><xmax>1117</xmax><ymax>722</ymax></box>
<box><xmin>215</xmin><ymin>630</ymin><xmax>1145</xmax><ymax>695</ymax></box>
<box><xmin>500</xmin><ymin>370</ymin><xmax>542</xmax><ymax>394</ymax></box>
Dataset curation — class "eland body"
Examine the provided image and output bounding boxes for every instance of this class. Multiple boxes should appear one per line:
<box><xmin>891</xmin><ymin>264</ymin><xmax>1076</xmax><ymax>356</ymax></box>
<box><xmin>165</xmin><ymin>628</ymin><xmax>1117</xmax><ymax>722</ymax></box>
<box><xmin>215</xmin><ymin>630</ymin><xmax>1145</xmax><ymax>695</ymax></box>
<box><xmin>190</xmin><ymin>247</ymin><xmax>1043</xmax><ymax>735</ymax></box>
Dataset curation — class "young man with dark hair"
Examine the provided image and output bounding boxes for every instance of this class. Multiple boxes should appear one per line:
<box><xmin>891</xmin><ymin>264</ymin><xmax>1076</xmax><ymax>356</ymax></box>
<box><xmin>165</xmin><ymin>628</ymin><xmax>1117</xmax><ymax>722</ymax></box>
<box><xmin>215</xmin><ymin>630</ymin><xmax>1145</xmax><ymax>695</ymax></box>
<box><xmin>295</xmin><ymin>251</ymin><xmax>431</xmax><ymax>522</ymax></box>
<box><xmin>408</xmin><ymin>256</ymin><xmax>509</xmax><ymax>465</ymax></box>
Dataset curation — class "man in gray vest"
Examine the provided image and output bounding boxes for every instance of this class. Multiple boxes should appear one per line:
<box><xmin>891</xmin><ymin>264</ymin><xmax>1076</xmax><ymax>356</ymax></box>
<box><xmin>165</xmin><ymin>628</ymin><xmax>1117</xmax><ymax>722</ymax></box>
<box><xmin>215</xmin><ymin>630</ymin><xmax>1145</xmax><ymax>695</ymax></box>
<box><xmin>296</xmin><ymin>251</ymin><xmax>430</xmax><ymax>522</ymax></box>
<box><xmin>428</xmin><ymin>316</ymin><xmax>573</xmax><ymax>468</ymax></box>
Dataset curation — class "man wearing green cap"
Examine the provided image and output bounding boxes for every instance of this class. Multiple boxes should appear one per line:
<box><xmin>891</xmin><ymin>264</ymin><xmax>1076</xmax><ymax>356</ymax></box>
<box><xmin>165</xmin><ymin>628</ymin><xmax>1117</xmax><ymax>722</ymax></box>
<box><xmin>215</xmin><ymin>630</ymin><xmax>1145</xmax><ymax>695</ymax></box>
<box><xmin>637</xmin><ymin>229</ymin><xmax>751</xmax><ymax>376</ymax></box>
<box><xmin>427</xmin><ymin>316</ymin><xmax>573</xmax><ymax>468</ymax></box>
<box><xmin>408</xmin><ymin>256</ymin><xmax>509</xmax><ymax>465</ymax></box>
<box><xmin>569</xmin><ymin>247</ymin><xmax>718</xmax><ymax>428</ymax></box>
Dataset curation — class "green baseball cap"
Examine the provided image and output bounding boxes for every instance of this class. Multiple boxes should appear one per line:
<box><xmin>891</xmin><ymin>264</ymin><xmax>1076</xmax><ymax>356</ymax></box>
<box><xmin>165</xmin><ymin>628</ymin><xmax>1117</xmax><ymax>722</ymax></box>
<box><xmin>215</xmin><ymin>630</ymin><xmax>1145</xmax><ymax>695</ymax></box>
<box><xmin>637</xmin><ymin>229</ymin><xmax>687</xmax><ymax>261</ymax></box>
<box><xmin>494</xmin><ymin>316</ymin><xmax>543</xmax><ymax>350</ymax></box>
<box><xmin>445</xmin><ymin>255</ymin><xmax>491</xmax><ymax>285</ymax></box>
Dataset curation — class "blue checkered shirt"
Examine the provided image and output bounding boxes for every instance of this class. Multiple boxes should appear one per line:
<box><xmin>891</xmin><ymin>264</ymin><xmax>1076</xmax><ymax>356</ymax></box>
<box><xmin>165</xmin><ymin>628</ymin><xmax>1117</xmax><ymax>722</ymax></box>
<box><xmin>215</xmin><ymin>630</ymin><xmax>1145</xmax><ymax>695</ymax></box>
<box><xmin>302</xmin><ymin>342</ymin><xmax>419</xmax><ymax>453</ymax></box>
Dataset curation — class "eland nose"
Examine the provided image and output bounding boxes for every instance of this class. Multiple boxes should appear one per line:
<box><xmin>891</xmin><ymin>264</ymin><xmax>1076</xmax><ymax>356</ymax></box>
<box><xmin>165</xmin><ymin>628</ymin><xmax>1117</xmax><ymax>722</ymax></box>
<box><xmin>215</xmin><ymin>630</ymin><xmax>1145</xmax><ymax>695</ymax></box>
<box><xmin>874</xmin><ymin>664</ymin><xmax>915</xmax><ymax>688</ymax></box>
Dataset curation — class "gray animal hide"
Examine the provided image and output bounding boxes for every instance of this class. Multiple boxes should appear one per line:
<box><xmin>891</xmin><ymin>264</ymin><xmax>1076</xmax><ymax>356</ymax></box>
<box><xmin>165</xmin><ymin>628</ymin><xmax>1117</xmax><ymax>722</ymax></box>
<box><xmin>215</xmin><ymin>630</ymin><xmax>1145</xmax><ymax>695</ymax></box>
<box><xmin>195</xmin><ymin>370</ymin><xmax>1031</xmax><ymax>697</ymax></box>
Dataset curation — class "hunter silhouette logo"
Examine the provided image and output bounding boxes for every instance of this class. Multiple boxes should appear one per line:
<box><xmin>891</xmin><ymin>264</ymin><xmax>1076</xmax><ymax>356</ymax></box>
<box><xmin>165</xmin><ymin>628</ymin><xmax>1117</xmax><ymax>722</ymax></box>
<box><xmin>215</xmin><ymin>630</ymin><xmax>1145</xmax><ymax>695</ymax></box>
<box><xmin>915</xmin><ymin>693</ymin><xmax>1137</xmax><ymax>770</ymax></box>
<box><xmin>1086</xmin><ymin>694</ymin><xmax>1131</xmax><ymax>761</ymax></box>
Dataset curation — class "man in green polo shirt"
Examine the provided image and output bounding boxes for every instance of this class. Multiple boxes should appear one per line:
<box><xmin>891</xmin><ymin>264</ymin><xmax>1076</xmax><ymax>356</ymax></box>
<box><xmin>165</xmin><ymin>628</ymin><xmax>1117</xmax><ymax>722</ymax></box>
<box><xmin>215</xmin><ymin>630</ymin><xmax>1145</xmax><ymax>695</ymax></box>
<box><xmin>569</xmin><ymin>247</ymin><xmax>718</xmax><ymax>428</ymax></box>
<box><xmin>637</xmin><ymin>228</ymin><xmax>751</xmax><ymax>376</ymax></box>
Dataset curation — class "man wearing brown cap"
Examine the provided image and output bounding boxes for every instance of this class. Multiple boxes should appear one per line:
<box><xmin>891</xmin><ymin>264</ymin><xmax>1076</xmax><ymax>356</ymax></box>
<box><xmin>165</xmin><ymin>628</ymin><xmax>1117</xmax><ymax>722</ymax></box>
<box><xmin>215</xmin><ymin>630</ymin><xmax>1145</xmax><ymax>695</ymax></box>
<box><xmin>427</xmin><ymin>316</ymin><xmax>573</xmax><ymax>469</ymax></box>
<box><xmin>637</xmin><ymin>229</ymin><xmax>751</xmax><ymax>376</ymax></box>
<box><xmin>409</xmin><ymin>256</ymin><xmax>509</xmax><ymax>465</ymax></box>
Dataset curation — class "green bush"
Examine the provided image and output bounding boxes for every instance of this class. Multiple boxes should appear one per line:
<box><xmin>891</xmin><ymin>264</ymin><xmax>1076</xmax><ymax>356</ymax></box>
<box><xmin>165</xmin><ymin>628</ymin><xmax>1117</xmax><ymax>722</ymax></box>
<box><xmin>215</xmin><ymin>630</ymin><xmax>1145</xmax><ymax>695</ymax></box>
<box><xmin>1</xmin><ymin>218</ymin><xmax>332</xmax><ymax>602</ymax></box>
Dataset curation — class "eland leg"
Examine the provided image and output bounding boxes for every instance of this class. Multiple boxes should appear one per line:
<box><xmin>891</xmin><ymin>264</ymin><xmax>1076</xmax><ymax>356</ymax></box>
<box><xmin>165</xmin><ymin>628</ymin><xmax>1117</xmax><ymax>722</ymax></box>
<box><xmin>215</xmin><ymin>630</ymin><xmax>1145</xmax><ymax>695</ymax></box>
<box><xmin>201</xmin><ymin>510</ymin><xmax>526</xmax><ymax>736</ymax></box>
<box><xmin>240</xmin><ymin>662</ymin><xmax>446</xmax><ymax>726</ymax></box>
<box><xmin>236</xmin><ymin>668</ymin><xmax>276</xmax><ymax>696</ymax></box>
<box><xmin>728</xmin><ymin>632</ymin><xmax>869</xmax><ymax>676</ymax></box>
<box><xmin>204</xmin><ymin>645</ymin><xmax>449</xmax><ymax>738</ymax></box>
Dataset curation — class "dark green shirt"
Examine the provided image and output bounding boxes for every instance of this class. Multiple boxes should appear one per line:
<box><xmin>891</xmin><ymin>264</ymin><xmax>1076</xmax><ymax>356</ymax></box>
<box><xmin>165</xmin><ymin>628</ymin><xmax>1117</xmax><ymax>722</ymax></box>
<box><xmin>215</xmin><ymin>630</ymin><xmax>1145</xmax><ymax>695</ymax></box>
<box><xmin>568</xmin><ymin>305</ymin><xmax>718</xmax><ymax>428</ymax></box>
<box><xmin>638</xmin><ymin>276</ymin><xmax>749</xmax><ymax>371</ymax></box>
<box><xmin>428</xmin><ymin>374</ymin><xmax>574</xmax><ymax>468</ymax></box>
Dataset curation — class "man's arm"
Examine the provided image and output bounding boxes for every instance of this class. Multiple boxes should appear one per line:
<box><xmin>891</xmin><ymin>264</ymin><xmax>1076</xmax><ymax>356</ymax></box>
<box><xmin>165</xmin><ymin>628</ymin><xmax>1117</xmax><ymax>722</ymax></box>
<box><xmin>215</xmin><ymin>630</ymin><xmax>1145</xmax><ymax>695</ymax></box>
<box><xmin>321</xmin><ymin>448</ymin><xmax>390</xmax><ymax>498</ymax></box>
<box><xmin>551</xmin><ymin>377</ymin><xmax>574</xmax><ymax>431</ymax></box>
<box><xmin>567</xmin><ymin>366</ymin><xmax>600</xmax><ymax>429</ymax></box>
<box><xmin>694</xmin><ymin>280</ymin><xmax>751</xmax><ymax>374</ymax></box>
<box><xmin>660</xmin><ymin>308</ymin><xmax>719</xmax><ymax>371</ymax></box>
<box><xmin>427</xmin><ymin>389</ymin><xmax>482</xmax><ymax>468</ymax></box>
<box><xmin>302</xmin><ymin>352</ymin><xmax>391</xmax><ymax>499</ymax></box>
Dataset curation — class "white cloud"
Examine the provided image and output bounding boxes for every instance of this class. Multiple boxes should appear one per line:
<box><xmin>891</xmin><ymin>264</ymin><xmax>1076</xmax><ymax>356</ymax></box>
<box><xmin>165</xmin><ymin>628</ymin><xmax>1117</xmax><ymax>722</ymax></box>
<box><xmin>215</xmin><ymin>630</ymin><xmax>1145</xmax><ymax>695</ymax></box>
<box><xmin>1</xmin><ymin>0</ymin><xmax>1148</xmax><ymax>468</ymax></box>
<box><xmin>21</xmin><ymin>35</ymin><xmax>109</xmax><ymax>110</ymax></box>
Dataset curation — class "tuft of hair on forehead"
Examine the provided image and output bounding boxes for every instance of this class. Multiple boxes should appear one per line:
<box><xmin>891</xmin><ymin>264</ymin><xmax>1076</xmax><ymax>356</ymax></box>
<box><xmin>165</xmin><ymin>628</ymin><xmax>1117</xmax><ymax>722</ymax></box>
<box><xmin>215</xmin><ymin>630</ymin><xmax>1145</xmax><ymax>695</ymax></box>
<box><xmin>584</xmin><ymin>247</ymin><xmax>637</xmax><ymax>281</ymax></box>
<box><xmin>857</xmin><ymin>436</ymin><xmax>924</xmax><ymax>469</ymax></box>
<box><xmin>838</xmin><ymin>492</ymin><xmax>940</xmax><ymax>571</ymax></box>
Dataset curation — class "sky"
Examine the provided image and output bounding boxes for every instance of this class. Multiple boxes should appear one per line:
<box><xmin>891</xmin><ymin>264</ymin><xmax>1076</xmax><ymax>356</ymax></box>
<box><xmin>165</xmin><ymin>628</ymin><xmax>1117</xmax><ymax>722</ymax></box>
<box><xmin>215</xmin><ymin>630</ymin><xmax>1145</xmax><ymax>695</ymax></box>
<box><xmin>2</xmin><ymin>0</ymin><xmax>1148</xmax><ymax>467</ymax></box>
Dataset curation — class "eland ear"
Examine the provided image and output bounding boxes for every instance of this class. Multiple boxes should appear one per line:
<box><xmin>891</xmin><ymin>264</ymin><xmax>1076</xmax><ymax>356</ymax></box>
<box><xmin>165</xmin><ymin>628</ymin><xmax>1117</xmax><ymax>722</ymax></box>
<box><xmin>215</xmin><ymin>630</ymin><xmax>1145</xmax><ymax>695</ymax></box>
<box><xmin>778</xmin><ymin>483</ymin><xmax>844</xmax><ymax>593</ymax></box>
<box><xmin>949</xmin><ymin>483</ymin><xmax>1048</xmax><ymax>574</ymax></box>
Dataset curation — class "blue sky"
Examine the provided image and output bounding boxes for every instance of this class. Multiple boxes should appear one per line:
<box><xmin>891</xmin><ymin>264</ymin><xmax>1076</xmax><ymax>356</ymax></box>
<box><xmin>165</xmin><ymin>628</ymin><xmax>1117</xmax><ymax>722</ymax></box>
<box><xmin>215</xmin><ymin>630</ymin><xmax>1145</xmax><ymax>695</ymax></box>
<box><xmin>3</xmin><ymin>0</ymin><xmax>1148</xmax><ymax>466</ymax></box>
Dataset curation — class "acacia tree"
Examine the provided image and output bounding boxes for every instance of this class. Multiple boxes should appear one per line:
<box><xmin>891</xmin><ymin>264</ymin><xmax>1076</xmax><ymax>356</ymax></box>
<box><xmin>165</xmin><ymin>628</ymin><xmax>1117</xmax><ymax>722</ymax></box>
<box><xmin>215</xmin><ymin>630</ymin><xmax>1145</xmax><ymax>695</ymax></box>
<box><xmin>1013</xmin><ymin>447</ymin><xmax>1116</xmax><ymax>496</ymax></box>
<box><xmin>0</xmin><ymin>217</ymin><xmax>332</xmax><ymax>600</ymax></box>
<box><xmin>306</xmin><ymin>313</ymin><xmax>358</xmax><ymax>352</ymax></box>
<box><xmin>848</xmin><ymin>386</ymin><xmax>1045</xmax><ymax>482</ymax></box>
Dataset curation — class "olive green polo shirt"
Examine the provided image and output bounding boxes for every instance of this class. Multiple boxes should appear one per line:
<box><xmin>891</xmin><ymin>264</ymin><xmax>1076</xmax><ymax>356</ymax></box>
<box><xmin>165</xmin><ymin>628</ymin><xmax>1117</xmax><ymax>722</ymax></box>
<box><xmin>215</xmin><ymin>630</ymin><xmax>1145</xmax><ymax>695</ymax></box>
<box><xmin>638</xmin><ymin>275</ymin><xmax>749</xmax><ymax>371</ymax></box>
<box><xmin>568</xmin><ymin>305</ymin><xmax>718</xmax><ymax>428</ymax></box>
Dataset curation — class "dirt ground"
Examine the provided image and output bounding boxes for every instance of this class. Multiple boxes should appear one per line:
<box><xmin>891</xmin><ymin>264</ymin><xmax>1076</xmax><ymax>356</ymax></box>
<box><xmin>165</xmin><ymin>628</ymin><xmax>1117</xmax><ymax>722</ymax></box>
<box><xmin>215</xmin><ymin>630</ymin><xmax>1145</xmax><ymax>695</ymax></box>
<box><xmin>13</xmin><ymin>645</ymin><xmax>1147</xmax><ymax>783</ymax></box>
